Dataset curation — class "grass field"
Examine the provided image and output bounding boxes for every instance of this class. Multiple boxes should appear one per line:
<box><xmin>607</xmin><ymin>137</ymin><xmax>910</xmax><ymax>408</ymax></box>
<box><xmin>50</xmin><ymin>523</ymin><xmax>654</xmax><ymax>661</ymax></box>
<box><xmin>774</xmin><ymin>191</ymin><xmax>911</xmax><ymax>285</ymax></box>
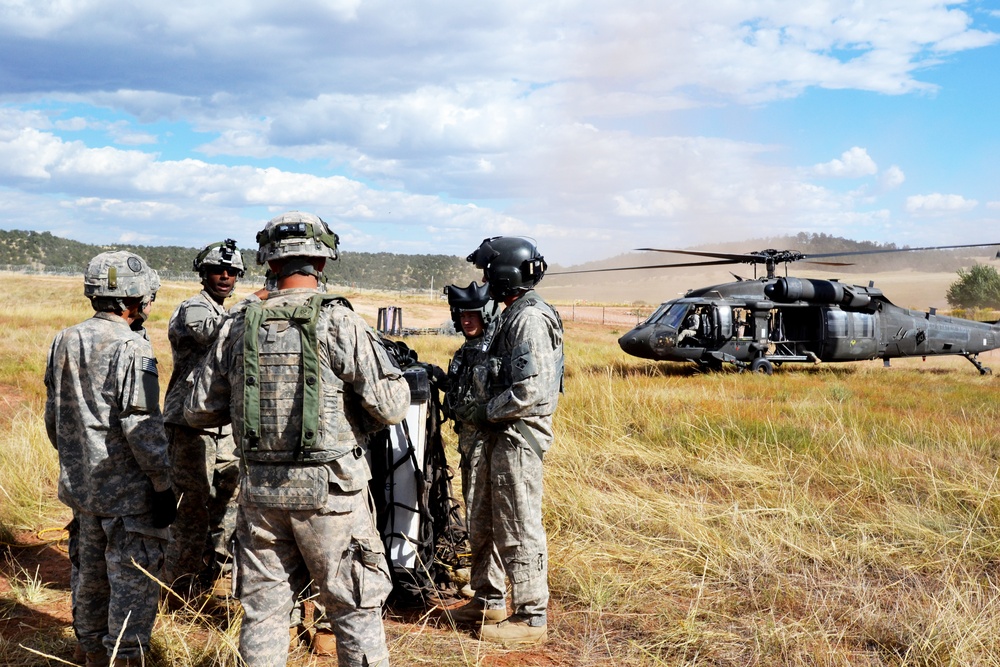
<box><xmin>3</xmin><ymin>272</ymin><xmax>1000</xmax><ymax>666</ymax></box>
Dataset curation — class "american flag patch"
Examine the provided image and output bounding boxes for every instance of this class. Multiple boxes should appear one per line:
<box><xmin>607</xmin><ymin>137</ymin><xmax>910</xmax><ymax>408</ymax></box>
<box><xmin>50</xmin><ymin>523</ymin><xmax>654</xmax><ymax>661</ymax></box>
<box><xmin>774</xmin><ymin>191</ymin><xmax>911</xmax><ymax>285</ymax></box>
<box><xmin>140</xmin><ymin>356</ymin><xmax>158</xmax><ymax>375</ymax></box>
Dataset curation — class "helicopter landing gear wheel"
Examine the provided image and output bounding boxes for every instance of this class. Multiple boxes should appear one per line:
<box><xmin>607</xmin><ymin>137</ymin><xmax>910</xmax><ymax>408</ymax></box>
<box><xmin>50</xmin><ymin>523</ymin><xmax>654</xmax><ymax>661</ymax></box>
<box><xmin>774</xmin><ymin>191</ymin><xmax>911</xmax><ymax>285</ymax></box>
<box><xmin>750</xmin><ymin>358</ymin><xmax>774</xmax><ymax>375</ymax></box>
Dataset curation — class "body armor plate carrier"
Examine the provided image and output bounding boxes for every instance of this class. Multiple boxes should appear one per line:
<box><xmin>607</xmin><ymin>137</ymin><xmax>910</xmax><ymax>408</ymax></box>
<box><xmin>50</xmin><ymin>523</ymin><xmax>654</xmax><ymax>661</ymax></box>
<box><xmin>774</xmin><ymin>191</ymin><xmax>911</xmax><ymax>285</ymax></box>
<box><xmin>242</xmin><ymin>293</ymin><xmax>353</xmax><ymax>463</ymax></box>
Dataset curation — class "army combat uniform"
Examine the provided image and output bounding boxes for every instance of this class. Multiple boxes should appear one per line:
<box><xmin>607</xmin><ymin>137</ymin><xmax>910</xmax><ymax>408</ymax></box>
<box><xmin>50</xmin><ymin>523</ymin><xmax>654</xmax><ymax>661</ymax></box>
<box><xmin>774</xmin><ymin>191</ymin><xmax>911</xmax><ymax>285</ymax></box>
<box><xmin>45</xmin><ymin>313</ymin><xmax>171</xmax><ymax>661</ymax></box>
<box><xmin>163</xmin><ymin>289</ymin><xmax>241</xmax><ymax>587</ymax></box>
<box><xmin>185</xmin><ymin>287</ymin><xmax>409</xmax><ymax>667</ymax></box>
<box><xmin>468</xmin><ymin>290</ymin><xmax>563</xmax><ymax>627</ymax></box>
<box><xmin>445</xmin><ymin>329</ymin><xmax>506</xmax><ymax>606</ymax></box>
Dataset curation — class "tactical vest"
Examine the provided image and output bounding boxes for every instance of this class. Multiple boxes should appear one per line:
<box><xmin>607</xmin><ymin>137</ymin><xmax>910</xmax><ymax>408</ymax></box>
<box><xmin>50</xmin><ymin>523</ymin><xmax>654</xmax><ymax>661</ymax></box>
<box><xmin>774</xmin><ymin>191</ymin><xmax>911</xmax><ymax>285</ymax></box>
<box><xmin>241</xmin><ymin>293</ymin><xmax>355</xmax><ymax>463</ymax></box>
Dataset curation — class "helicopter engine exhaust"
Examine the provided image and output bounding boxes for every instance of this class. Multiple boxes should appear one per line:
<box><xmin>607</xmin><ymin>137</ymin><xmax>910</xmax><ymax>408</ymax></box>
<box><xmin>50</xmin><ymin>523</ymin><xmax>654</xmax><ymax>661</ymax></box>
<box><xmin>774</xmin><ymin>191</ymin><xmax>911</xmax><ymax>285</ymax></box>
<box><xmin>765</xmin><ymin>277</ymin><xmax>872</xmax><ymax>309</ymax></box>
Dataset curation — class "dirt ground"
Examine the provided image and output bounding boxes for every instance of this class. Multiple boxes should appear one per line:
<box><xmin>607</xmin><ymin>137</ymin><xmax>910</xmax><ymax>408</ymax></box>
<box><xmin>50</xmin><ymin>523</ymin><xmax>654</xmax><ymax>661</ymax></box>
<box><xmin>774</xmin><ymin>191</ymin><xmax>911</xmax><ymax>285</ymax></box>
<box><xmin>0</xmin><ymin>527</ymin><xmax>577</xmax><ymax>666</ymax></box>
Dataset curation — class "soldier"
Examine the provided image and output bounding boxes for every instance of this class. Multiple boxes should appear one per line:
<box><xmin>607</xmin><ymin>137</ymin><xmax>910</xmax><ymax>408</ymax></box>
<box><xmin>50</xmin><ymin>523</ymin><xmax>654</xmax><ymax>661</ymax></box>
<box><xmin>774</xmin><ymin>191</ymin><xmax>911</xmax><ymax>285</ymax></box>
<box><xmin>162</xmin><ymin>239</ymin><xmax>250</xmax><ymax>594</ymax></box>
<box><xmin>452</xmin><ymin>237</ymin><xmax>564</xmax><ymax>645</ymax></box>
<box><xmin>45</xmin><ymin>251</ymin><xmax>176</xmax><ymax>667</ymax></box>
<box><xmin>185</xmin><ymin>211</ymin><xmax>409</xmax><ymax>667</ymax></box>
<box><xmin>442</xmin><ymin>282</ymin><xmax>505</xmax><ymax>605</ymax></box>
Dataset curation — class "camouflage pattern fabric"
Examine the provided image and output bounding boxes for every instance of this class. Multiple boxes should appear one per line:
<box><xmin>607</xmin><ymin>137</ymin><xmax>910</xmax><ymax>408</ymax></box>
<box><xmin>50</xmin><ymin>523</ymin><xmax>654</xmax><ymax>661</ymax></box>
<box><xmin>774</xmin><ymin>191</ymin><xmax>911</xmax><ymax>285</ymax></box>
<box><xmin>236</xmin><ymin>488</ymin><xmax>391</xmax><ymax>666</ymax></box>
<box><xmin>448</xmin><ymin>336</ymin><xmax>506</xmax><ymax>607</ymax></box>
<box><xmin>163</xmin><ymin>424</ymin><xmax>238</xmax><ymax>585</ymax></box>
<box><xmin>69</xmin><ymin>511</ymin><xmax>164</xmax><ymax>659</ymax></box>
<box><xmin>468</xmin><ymin>290</ymin><xmax>563</xmax><ymax>626</ymax></box>
<box><xmin>44</xmin><ymin>313</ymin><xmax>172</xmax><ymax>513</ymax></box>
<box><xmin>185</xmin><ymin>287</ymin><xmax>409</xmax><ymax>667</ymax></box>
<box><xmin>163</xmin><ymin>291</ymin><xmax>240</xmax><ymax>585</ymax></box>
<box><xmin>44</xmin><ymin>312</ymin><xmax>171</xmax><ymax>658</ymax></box>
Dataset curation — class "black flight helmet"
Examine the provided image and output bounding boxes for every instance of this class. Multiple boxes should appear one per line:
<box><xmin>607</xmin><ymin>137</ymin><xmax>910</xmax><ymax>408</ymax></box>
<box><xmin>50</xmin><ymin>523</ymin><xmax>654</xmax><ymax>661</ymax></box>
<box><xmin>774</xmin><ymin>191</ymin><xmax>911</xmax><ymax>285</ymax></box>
<box><xmin>466</xmin><ymin>236</ymin><xmax>547</xmax><ymax>301</ymax></box>
<box><xmin>444</xmin><ymin>281</ymin><xmax>494</xmax><ymax>332</ymax></box>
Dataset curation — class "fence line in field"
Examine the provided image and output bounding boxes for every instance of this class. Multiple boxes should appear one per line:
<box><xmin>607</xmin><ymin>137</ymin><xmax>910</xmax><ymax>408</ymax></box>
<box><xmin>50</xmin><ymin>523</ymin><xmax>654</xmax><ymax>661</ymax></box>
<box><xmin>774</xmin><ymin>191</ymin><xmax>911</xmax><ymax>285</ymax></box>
<box><xmin>561</xmin><ymin>304</ymin><xmax>653</xmax><ymax>327</ymax></box>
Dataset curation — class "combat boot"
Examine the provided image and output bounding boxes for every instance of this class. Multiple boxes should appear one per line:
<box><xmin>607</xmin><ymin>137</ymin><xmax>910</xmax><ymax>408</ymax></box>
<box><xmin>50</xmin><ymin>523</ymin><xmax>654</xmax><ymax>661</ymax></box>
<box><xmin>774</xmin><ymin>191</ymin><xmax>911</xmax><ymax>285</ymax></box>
<box><xmin>446</xmin><ymin>599</ymin><xmax>507</xmax><ymax>626</ymax></box>
<box><xmin>311</xmin><ymin>628</ymin><xmax>337</xmax><ymax>656</ymax></box>
<box><xmin>112</xmin><ymin>657</ymin><xmax>143</xmax><ymax>667</ymax></box>
<box><xmin>478</xmin><ymin>618</ymin><xmax>548</xmax><ymax>645</ymax></box>
<box><xmin>289</xmin><ymin>624</ymin><xmax>310</xmax><ymax>648</ymax></box>
<box><xmin>72</xmin><ymin>643</ymin><xmax>87</xmax><ymax>665</ymax></box>
<box><xmin>84</xmin><ymin>652</ymin><xmax>110</xmax><ymax>667</ymax></box>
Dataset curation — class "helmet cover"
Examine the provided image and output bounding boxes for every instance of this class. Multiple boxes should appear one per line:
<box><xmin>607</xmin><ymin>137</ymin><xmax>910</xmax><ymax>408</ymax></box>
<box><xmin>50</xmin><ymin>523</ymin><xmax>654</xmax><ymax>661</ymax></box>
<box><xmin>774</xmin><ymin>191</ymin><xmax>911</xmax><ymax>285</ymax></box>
<box><xmin>193</xmin><ymin>238</ymin><xmax>246</xmax><ymax>277</ymax></box>
<box><xmin>255</xmin><ymin>211</ymin><xmax>339</xmax><ymax>266</ymax></box>
<box><xmin>84</xmin><ymin>251</ymin><xmax>160</xmax><ymax>302</ymax></box>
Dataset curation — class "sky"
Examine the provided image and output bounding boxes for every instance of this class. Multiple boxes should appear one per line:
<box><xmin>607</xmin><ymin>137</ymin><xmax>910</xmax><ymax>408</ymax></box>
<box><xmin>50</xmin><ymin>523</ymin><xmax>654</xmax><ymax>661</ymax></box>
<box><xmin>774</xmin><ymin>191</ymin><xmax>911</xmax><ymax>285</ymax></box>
<box><xmin>1</xmin><ymin>0</ymin><xmax>999</xmax><ymax>267</ymax></box>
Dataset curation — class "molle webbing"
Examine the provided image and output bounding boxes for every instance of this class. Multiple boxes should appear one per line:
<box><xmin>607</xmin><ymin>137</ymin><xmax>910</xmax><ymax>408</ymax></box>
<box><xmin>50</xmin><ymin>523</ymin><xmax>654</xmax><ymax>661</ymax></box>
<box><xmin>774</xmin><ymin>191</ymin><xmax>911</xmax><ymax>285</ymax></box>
<box><xmin>242</xmin><ymin>294</ymin><xmax>346</xmax><ymax>460</ymax></box>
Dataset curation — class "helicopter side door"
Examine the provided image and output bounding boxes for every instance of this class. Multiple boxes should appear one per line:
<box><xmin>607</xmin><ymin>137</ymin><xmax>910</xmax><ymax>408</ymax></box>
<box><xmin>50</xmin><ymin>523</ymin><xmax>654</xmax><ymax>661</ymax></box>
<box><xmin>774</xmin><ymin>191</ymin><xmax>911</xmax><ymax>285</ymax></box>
<box><xmin>820</xmin><ymin>308</ymin><xmax>879</xmax><ymax>361</ymax></box>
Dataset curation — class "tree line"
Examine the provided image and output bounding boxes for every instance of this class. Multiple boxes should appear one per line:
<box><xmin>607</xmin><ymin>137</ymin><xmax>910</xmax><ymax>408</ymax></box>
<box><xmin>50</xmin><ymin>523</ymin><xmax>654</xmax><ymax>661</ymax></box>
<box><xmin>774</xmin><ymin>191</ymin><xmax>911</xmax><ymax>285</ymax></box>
<box><xmin>0</xmin><ymin>229</ymin><xmax>479</xmax><ymax>292</ymax></box>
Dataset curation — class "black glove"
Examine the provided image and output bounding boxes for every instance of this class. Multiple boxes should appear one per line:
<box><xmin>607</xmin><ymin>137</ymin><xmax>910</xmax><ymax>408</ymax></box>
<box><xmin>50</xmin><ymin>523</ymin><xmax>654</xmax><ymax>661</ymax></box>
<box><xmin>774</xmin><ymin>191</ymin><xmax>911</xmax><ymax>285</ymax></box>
<box><xmin>150</xmin><ymin>488</ymin><xmax>178</xmax><ymax>529</ymax></box>
<box><xmin>456</xmin><ymin>401</ymin><xmax>490</xmax><ymax>428</ymax></box>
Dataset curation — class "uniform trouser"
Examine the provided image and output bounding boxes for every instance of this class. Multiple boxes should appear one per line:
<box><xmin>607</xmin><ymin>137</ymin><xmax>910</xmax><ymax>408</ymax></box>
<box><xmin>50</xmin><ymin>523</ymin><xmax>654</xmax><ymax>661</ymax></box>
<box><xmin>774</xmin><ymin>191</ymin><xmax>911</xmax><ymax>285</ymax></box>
<box><xmin>468</xmin><ymin>430</ymin><xmax>549</xmax><ymax>625</ymax></box>
<box><xmin>68</xmin><ymin>510</ymin><xmax>164</xmax><ymax>659</ymax></box>
<box><xmin>236</xmin><ymin>490</ymin><xmax>392</xmax><ymax>667</ymax></box>
<box><xmin>164</xmin><ymin>424</ymin><xmax>239</xmax><ymax>585</ymax></box>
<box><xmin>459</xmin><ymin>434</ymin><xmax>506</xmax><ymax>607</ymax></box>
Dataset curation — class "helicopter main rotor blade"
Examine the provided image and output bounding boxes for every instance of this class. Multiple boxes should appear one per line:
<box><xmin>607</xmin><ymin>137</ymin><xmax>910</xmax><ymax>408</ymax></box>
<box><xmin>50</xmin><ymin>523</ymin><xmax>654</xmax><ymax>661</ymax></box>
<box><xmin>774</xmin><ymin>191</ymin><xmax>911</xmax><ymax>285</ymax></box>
<box><xmin>549</xmin><ymin>259</ymin><xmax>737</xmax><ymax>276</ymax></box>
<box><xmin>635</xmin><ymin>248</ymin><xmax>759</xmax><ymax>262</ymax></box>
<box><xmin>802</xmin><ymin>241</ymin><xmax>1000</xmax><ymax>260</ymax></box>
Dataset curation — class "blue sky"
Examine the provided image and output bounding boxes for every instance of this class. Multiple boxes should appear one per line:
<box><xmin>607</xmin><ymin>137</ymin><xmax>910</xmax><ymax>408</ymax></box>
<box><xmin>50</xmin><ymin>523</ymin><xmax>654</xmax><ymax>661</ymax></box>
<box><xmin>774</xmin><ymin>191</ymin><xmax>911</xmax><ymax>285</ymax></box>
<box><xmin>1</xmin><ymin>0</ymin><xmax>998</xmax><ymax>266</ymax></box>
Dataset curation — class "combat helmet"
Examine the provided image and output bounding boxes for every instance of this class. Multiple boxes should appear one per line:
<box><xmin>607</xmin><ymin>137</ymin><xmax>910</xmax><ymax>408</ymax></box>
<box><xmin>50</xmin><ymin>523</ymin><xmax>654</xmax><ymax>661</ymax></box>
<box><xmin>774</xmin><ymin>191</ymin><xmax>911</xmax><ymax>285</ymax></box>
<box><xmin>193</xmin><ymin>238</ymin><xmax>246</xmax><ymax>277</ymax></box>
<box><xmin>84</xmin><ymin>250</ymin><xmax>160</xmax><ymax>318</ymax></box>
<box><xmin>444</xmin><ymin>281</ymin><xmax>495</xmax><ymax>333</ymax></box>
<box><xmin>467</xmin><ymin>236</ymin><xmax>547</xmax><ymax>300</ymax></box>
<box><xmin>255</xmin><ymin>211</ymin><xmax>339</xmax><ymax>276</ymax></box>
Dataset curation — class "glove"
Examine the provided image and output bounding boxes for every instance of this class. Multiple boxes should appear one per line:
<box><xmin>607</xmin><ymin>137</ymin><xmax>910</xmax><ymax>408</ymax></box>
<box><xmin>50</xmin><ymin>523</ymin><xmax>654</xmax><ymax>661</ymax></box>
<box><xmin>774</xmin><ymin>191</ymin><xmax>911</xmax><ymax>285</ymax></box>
<box><xmin>150</xmin><ymin>488</ymin><xmax>178</xmax><ymax>529</ymax></box>
<box><xmin>456</xmin><ymin>401</ymin><xmax>490</xmax><ymax>428</ymax></box>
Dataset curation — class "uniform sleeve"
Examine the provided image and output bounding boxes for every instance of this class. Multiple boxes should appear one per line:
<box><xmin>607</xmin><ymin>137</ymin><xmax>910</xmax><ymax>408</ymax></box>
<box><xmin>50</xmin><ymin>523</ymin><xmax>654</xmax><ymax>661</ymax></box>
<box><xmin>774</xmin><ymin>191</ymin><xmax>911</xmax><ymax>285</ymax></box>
<box><xmin>184</xmin><ymin>318</ymin><xmax>235</xmax><ymax>428</ymax></box>
<box><xmin>486</xmin><ymin>310</ymin><xmax>559</xmax><ymax>421</ymax></box>
<box><xmin>115</xmin><ymin>340</ymin><xmax>172</xmax><ymax>492</ymax></box>
<box><xmin>183</xmin><ymin>301</ymin><xmax>227</xmax><ymax>347</ymax></box>
<box><xmin>329</xmin><ymin>310</ymin><xmax>409</xmax><ymax>426</ymax></box>
<box><xmin>43</xmin><ymin>337</ymin><xmax>59</xmax><ymax>448</ymax></box>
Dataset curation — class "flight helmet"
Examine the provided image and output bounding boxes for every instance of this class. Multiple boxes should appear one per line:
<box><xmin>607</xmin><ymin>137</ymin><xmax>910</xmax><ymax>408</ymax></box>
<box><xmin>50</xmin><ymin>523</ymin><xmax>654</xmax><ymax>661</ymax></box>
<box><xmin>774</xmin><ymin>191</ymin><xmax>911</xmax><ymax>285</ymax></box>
<box><xmin>444</xmin><ymin>281</ymin><xmax>495</xmax><ymax>333</ymax></box>
<box><xmin>466</xmin><ymin>236</ymin><xmax>547</xmax><ymax>300</ymax></box>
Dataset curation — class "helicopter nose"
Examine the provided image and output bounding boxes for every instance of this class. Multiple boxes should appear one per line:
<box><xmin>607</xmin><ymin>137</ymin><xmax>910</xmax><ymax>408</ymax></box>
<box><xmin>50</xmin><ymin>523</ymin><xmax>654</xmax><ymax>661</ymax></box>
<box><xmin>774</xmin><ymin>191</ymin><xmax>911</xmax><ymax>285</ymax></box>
<box><xmin>618</xmin><ymin>326</ymin><xmax>660</xmax><ymax>359</ymax></box>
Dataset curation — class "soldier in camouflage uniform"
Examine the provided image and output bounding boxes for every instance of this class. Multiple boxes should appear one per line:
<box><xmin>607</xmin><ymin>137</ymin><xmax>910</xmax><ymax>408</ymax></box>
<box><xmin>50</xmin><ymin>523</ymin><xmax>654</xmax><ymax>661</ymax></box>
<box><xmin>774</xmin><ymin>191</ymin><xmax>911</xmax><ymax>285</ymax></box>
<box><xmin>163</xmin><ymin>239</ymin><xmax>255</xmax><ymax>593</ymax></box>
<box><xmin>185</xmin><ymin>211</ymin><xmax>409</xmax><ymax>667</ymax></box>
<box><xmin>442</xmin><ymin>282</ymin><xmax>506</xmax><ymax>609</ymax></box>
<box><xmin>45</xmin><ymin>251</ymin><xmax>176</xmax><ymax>667</ymax></box>
<box><xmin>453</xmin><ymin>237</ymin><xmax>563</xmax><ymax>645</ymax></box>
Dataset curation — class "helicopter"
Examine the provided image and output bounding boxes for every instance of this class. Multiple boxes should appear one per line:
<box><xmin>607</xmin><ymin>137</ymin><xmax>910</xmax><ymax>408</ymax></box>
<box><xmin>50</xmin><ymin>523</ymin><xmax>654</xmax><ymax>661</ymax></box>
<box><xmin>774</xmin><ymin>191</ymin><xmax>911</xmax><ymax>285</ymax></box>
<box><xmin>553</xmin><ymin>243</ymin><xmax>1000</xmax><ymax>375</ymax></box>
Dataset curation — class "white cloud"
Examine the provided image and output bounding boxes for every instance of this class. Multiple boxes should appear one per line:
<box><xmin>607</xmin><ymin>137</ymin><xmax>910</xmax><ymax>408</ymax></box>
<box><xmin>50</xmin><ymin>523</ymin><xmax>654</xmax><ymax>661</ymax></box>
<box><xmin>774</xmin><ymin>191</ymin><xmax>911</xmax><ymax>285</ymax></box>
<box><xmin>878</xmin><ymin>165</ymin><xmax>905</xmax><ymax>190</ymax></box>
<box><xmin>905</xmin><ymin>193</ymin><xmax>979</xmax><ymax>215</ymax></box>
<box><xmin>811</xmin><ymin>147</ymin><xmax>878</xmax><ymax>178</ymax></box>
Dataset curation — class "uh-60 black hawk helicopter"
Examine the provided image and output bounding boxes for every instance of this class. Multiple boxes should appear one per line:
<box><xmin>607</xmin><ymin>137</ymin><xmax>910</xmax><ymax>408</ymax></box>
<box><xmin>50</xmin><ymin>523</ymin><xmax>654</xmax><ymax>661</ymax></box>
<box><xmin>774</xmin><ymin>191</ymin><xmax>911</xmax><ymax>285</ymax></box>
<box><xmin>555</xmin><ymin>243</ymin><xmax>1000</xmax><ymax>375</ymax></box>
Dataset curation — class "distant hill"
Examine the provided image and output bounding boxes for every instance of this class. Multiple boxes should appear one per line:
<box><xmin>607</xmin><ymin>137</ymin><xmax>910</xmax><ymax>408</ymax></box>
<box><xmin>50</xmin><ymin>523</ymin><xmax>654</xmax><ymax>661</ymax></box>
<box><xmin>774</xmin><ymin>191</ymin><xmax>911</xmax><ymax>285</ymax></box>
<box><xmin>0</xmin><ymin>229</ymin><xmax>478</xmax><ymax>292</ymax></box>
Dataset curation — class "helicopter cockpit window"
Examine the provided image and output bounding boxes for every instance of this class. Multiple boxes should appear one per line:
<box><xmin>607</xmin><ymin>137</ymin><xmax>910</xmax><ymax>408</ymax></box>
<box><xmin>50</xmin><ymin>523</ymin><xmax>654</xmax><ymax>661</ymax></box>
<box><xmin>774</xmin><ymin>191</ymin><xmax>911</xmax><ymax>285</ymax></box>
<box><xmin>643</xmin><ymin>303</ymin><xmax>672</xmax><ymax>325</ymax></box>
<box><xmin>656</xmin><ymin>303</ymin><xmax>690</xmax><ymax>329</ymax></box>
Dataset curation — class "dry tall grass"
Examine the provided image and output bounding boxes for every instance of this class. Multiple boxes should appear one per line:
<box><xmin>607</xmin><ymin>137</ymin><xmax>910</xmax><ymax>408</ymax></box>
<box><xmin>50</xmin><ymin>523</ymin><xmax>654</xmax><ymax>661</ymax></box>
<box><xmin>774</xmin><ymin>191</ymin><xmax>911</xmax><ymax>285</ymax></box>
<box><xmin>2</xmin><ymin>272</ymin><xmax>1000</xmax><ymax>665</ymax></box>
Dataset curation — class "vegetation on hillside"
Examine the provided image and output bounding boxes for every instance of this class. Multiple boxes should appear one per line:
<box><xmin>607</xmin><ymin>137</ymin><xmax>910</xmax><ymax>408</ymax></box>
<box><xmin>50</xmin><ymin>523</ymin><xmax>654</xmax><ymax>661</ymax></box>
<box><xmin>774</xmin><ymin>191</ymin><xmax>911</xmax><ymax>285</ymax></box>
<box><xmin>0</xmin><ymin>229</ymin><xmax>478</xmax><ymax>291</ymax></box>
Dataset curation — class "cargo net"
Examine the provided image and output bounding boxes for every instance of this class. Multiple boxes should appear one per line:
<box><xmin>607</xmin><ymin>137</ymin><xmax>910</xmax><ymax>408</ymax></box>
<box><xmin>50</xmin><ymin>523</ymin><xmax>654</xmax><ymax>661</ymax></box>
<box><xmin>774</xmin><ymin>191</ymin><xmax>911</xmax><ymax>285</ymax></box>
<box><xmin>367</xmin><ymin>361</ymin><xmax>470</xmax><ymax>608</ymax></box>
